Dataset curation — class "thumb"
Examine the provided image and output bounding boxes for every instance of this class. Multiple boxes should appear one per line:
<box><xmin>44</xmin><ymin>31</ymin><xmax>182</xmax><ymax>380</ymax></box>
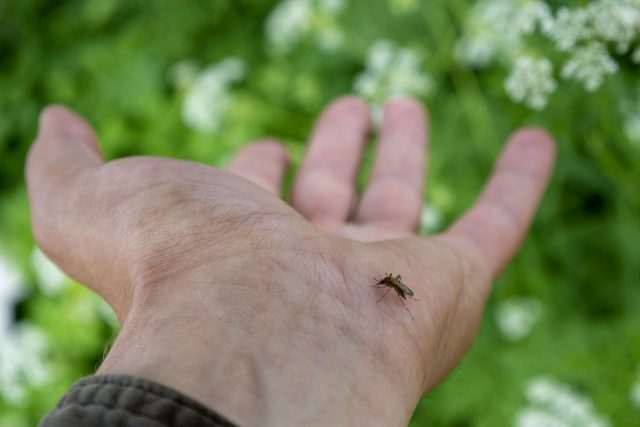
<box><xmin>27</xmin><ymin>105</ymin><xmax>103</xmax><ymax>198</ymax></box>
<box><xmin>26</xmin><ymin>105</ymin><xmax>104</xmax><ymax>282</ymax></box>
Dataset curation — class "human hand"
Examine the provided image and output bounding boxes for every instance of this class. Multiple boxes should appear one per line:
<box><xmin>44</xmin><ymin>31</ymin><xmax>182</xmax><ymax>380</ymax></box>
<box><xmin>26</xmin><ymin>97</ymin><xmax>555</xmax><ymax>426</ymax></box>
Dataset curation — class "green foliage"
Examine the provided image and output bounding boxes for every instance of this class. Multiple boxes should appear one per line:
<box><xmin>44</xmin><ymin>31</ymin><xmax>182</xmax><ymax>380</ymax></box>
<box><xmin>0</xmin><ymin>0</ymin><xmax>639</xmax><ymax>425</ymax></box>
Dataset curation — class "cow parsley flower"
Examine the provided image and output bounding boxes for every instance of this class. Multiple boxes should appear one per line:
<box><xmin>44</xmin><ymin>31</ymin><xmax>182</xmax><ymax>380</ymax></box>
<box><xmin>454</xmin><ymin>32</ymin><xmax>500</xmax><ymax>68</ymax></box>
<box><xmin>420</xmin><ymin>204</ymin><xmax>443</xmax><ymax>234</ymax></box>
<box><xmin>458</xmin><ymin>0</ymin><xmax>640</xmax><ymax>109</ymax></box>
<box><xmin>562</xmin><ymin>42</ymin><xmax>618</xmax><ymax>91</ymax></box>
<box><xmin>265</xmin><ymin>0</ymin><xmax>345</xmax><ymax>54</ymax></box>
<box><xmin>0</xmin><ymin>256</ymin><xmax>22</xmax><ymax>340</ymax></box>
<box><xmin>513</xmin><ymin>0</ymin><xmax>553</xmax><ymax>36</ymax></box>
<box><xmin>0</xmin><ymin>324</ymin><xmax>51</xmax><ymax>405</ymax></box>
<box><xmin>494</xmin><ymin>297</ymin><xmax>543</xmax><ymax>341</ymax></box>
<box><xmin>590</xmin><ymin>0</ymin><xmax>640</xmax><ymax>53</ymax></box>
<box><xmin>505</xmin><ymin>57</ymin><xmax>556</xmax><ymax>110</ymax></box>
<box><xmin>182</xmin><ymin>58</ymin><xmax>246</xmax><ymax>133</ymax></box>
<box><xmin>354</xmin><ymin>39</ymin><xmax>433</xmax><ymax>122</ymax></box>
<box><xmin>265</xmin><ymin>0</ymin><xmax>313</xmax><ymax>54</ymax></box>
<box><xmin>545</xmin><ymin>8</ymin><xmax>593</xmax><ymax>52</ymax></box>
<box><xmin>455</xmin><ymin>0</ymin><xmax>553</xmax><ymax>67</ymax></box>
<box><xmin>516</xmin><ymin>377</ymin><xmax>610</xmax><ymax>427</ymax></box>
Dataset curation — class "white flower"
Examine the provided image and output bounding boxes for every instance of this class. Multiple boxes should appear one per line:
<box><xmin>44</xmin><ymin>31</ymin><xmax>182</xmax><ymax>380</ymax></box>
<box><xmin>545</xmin><ymin>7</ymin><xmax>593</xmax><ymax>52</ymax></box>
<box><xmin>514</xmin><ymin>1</ymin><xmax>553</xmax><ymax>36</ymax></box>
<box><xmin>516</xmin><ymin>376</ymin><xmax>610</xmax><ymax>427</ymax></box>
<box><xmin>354</xmin><ymin>39</ymin><xmax>433</xmax><ymax>107</ymax></box>
<box><xmin>265</xmin><ymin>0</ymin><xmax>346</xmax><ymax>54</ymax></box>
<box><xmin>265</xmin><ymin>0</ymin><xmax>313</xmax><ymax>55</ymax></box>
<box><xmin>420</xmin><ymin>204</ymin><xmax>443</xmax><ymax>234</ymax></box>
<box><xmin>494</xmin><ymin>297</ymin><xmax>543</xmax><ymax>341</ymax></box>
<box><xmin>455</xmin><ymin>0</ymin><xmax>553</xmax><ymax>67</ymax></box>
<box><xmin>31</xmin><ymin>247</ymin><xmax>67</xmax><ymax>296</ymax></box>
<box><xmin>454</xmin><ymin>33</ymin><xmax>500</xmax><ymax>68</ymax></box>
<box><xmin>0</xmin><ymin>324</ymin><xmax>51</xmax><ymax>405</ymax></box>
<box><xmin>0</xmin><ymin>256</ymin><xmax>22</xmax><ymax>340</ymax></box>
<box><xmin>562</xmin><ymin>42</ymin><xmax>618</xmax><ymax>91</ymax></box>
<box><xmin>456</xmin><ymin>0</ymin><xmax>639</xmax><ymax>109</ymax></box>
<box><xmin>182</xmin><ymin>58</ymin><xmax>246</xmax><ymax>133</ymax></box>
<box><xmin>505</xmin><ymin>57</ymin><xmax>556</xmax><ymax>110</ymax></box>
<box><xmin>516</xmin><ymin>408</ymin><xmax>570</xmax><ymax>427</ymax></box>
<box><xmin>590</xmin><ymin>0</ymin><xmax>640</xmax><ymax>53</ymax></box>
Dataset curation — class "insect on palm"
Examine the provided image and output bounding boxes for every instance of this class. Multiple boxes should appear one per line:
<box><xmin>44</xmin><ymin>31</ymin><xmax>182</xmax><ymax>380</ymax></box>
<box><xmin>372</xmin><ymin>273</ymin><xmax>419</xmax><ymax>319</ymax></box>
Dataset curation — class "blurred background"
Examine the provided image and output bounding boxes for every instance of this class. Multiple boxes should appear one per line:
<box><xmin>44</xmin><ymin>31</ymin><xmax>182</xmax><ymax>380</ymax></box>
<box><xmin>1</xmin><ymin>0</ymin><xmax>639</xmax><ymax>425</ymax></box>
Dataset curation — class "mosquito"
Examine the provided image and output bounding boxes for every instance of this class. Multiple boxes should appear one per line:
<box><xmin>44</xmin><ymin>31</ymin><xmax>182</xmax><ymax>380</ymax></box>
<box><xmin>372</xmin><ymin>273</ymin><xmax>419</xmax><ymax>320</ymax></box>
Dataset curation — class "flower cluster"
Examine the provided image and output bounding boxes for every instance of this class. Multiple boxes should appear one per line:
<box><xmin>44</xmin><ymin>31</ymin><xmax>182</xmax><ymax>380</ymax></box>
<box><xmin>457</xmin><ymin>0</ymin><xmax>640</xmax><ymax>109</ymax></box>
<box><xmin>354</xmin><ymin>39</ymin><xmax>433</xmax><ymax>122</ymax></box>
<box><xmin>0</xmin><ymin>256</ymin><xmax>22</xmax><ymax>341</ymax></box>
<box><xmin>516</xmin><ymin>377</ymin><xmax>610</xmax><ymax>427</ymax></box>
<box><xmin>561</xmin><ymin>43</ymin><xmax>619</xmax><ymax>92</ymax></box>
<box><xmin>265</xmin><ymin>0</ymin><xmax>345</xmax><ymax>55</ymax></box>
<box><xmin>455</xmin><ymin>0</ymin><xmax>552</xmax><ymax>68</ymax></box>
<box><xmin>0</xmin><ymin>324</ymin><xmax>51</xmax><ymax>405</ymax></box>
<box><xmin>494</xmin><ymin>297</ymin><xmax>543</xmax><ymax>342</ymax></box>
<box><xmin>505</xmin><ymin>57</ymin><xmax>556</xmax><ymax>110</ymax></box>
<box><xmin>419</xmin><ymin>203</ymin><xmax>443</xmax><ymax>234</ymax></box>
<box><xmin>547</xmin><ymin>0</ymin><xmax>640</xmax><ymax>53</ymax></box>
<box><xmin>180</xmin><ymin>58</ymin><xmax>246</xmax><ymax>134</ymax></box>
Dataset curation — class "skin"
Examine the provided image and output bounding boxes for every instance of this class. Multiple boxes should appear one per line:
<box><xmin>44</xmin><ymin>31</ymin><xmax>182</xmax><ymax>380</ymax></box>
<box><xmin>26</xmin><ymin>96</ymin><xmax>555</xmax><ymax>427</ymax></box>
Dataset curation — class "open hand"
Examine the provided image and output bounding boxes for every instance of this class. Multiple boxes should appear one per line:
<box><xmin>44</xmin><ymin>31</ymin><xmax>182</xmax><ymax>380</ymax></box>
<box><xmin>27</xmin><ymin>97</ymin><xmax>555</xmax><ymax>426</ymax></box>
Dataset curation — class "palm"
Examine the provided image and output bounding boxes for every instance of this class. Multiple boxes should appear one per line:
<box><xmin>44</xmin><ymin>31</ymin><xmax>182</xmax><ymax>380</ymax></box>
<box><xmin>224</xmin><ymin>96</ymin><xmax>554</xmax><ymax>385</ymax></box>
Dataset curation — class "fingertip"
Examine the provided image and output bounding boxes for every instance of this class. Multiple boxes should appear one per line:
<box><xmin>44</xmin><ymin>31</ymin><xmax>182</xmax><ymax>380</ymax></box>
<box><xmin>327</xmin><ymin>96</ymin><xmax>370</xmax><ymax>119</ymax></box>
<box><xmin>27</xmin><ymin>106</ymin><xmax>103</xmax><ymax>192</ymax></box>
<box><xmin>509</xmin><ymin>127</ymin><xmax>556</xmax><ymax>158</ymax></box>
<box><xmin>502</xmin><ymin>127</ymin><xmax>556</xmax><ymax>179</ymax></box>
<box><xmin>251</xmin><ymin>139</ymin><xmax>290</xmax><ymax>164</ymax></box>
<box><xmin>227</xmin><ymin>139</ymin><xmax>290</xmax><ymax>196</ymax></box>
<box><xmin>381</xmin><ymin>96</ymin><xmax>429</xmax><ymax>140</ymax></box>
<box><xmin>384</xmin><ymin>96</ymin><xmax>428</xmax><ymax>118</ymax></box>
<box><xmin>38</xmin><ymin>105</ymin><xmax>97</xmax><ymax>143</ymax></box>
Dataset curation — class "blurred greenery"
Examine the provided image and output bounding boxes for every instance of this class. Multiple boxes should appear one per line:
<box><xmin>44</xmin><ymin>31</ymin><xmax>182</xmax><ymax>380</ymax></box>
<box><xmin>0</xmin><ymin>0</ymin><xmax>639</xmax><ymax>425</ymax></box>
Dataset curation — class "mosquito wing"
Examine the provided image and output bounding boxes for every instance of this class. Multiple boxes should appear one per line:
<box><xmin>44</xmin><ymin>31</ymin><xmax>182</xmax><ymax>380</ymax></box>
<box><xmin>396</xmin><ymin>281</ymin><xmax>414</xmax><ymax>297</ymax></box>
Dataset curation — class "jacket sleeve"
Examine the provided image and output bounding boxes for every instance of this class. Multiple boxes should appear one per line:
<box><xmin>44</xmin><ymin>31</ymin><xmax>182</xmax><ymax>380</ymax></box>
<box><xmin>39</xmin><ymin>375</ymin><xmax>239</xmax><ymax>427</ymax></box>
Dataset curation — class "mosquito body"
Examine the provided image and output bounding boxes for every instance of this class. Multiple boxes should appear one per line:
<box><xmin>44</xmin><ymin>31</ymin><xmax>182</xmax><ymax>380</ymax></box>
<box><xmin>372</xmin><ymin>273</ymin><xmax>418</xmax><ymax>319</ymax></box>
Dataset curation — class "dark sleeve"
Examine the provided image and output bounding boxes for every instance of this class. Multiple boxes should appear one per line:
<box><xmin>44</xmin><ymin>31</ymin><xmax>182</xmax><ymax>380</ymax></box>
<box><xmin>39</xmin><ymin>375</ymin><xmax>239</xmax><ymax>427</ymax></box>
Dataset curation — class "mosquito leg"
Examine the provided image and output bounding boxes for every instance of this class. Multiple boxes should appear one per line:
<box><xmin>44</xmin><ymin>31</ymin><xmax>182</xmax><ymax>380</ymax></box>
<box><xmin>377</xmin><ymin>287</ymin><xmax>392</xmax><ymax>303</ymax></box>
<box><xmin>399</xmin><ymin>297</ymin><xmax>415</xmax><ymax>320</ymax></box>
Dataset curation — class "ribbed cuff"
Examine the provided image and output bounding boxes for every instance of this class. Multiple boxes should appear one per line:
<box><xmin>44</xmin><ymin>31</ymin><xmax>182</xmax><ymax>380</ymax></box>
<box><xmin>39</xmin><ymin>375</ymin><xmax>239</xmax><ymax>427</ymax></box>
